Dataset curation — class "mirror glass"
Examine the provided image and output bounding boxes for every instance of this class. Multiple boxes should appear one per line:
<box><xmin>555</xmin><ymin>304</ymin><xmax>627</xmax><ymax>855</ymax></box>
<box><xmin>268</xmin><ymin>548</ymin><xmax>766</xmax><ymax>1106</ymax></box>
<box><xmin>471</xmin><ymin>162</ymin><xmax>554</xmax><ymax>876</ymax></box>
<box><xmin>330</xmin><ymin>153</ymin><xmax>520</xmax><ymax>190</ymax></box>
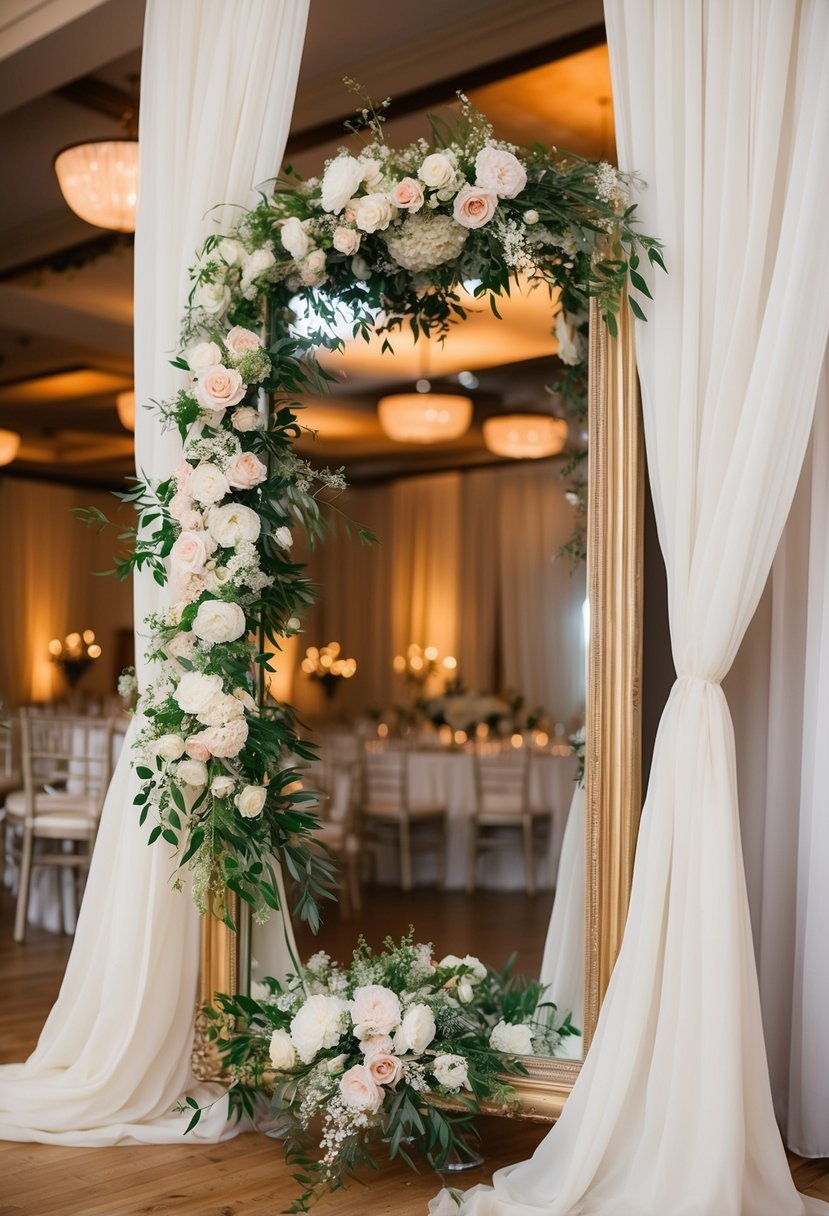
<box><xmin>249</xmin><ymin>281</ymin><xmax>589</xmax><ymax>1064</ymax></box>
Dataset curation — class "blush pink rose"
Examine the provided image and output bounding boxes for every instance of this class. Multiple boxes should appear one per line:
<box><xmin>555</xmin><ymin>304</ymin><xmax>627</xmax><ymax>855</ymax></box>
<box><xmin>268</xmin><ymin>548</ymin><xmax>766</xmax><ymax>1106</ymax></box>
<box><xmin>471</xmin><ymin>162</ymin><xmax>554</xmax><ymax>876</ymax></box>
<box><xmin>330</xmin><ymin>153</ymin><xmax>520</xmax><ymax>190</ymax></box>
<box><xmin>174</xmin><ymin>460</ymin><xmax>194</xmax><ymax>492</ymax></box>
<box><xmin>366</xmin><ymin>1052</ymin><xmax>403</xmax><ymax>1088</ymax></box>
<box><xmin>227</xmin><ymin>451</ymin><xmax>268</xmax><ymax>490</ymax></box>
<box><xmin>179</xmin><ymin>508</ymin><xmax>203</xmax><ymax>531</ymax></box>
<box><xmin>195</xmin><ymin>365</ymin><xmax>246</xmax><ymax>413</ymax></box>
<box><xmin>389</xmin><ymin>178</ymin><xmax>425</xmax><ymax>212</ymax></box>
<box><xmin>351</xmin><ymin>985</ymin><xmax>401</xmax><ymax>1038</ymax></box>
<box><xmin>224</xmin><ymin>325</ymin><xmax>262</xmax><ymax>359</ymax></box>
<box><xmin>453</xmin><ymin>185</ymin><xmax>498</xmax><ymax>229</ymax></box>
<box><xmin>339</xmin><ymin>1064</ymin><xmax>384</xmax><ymax>1113</ymax></box>
<box><xmin>170</xmin><ymin>529</ymin><xmax>215</xmax><ymax>575</ymax></box>
<box><xmin>169</xmin><ymin>492</ymin><xmax>193</xmax><ymax>521</ymax></box>
<box><xmin>184</xmin><ymin>736</ymin><xmax>211</xmax><ymax>761</ymax></box>
<box><xmin>231</xmin><ymin>406</ymin><xmax>261</xmax><ymax>432</ymax></box>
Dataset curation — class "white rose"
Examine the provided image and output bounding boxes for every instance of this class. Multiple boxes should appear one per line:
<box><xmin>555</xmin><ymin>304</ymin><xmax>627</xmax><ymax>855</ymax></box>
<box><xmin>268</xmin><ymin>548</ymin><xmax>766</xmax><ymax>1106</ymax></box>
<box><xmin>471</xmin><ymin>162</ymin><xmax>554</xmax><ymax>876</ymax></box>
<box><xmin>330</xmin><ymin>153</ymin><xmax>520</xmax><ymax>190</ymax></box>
<box><xmin>216</xmin><ymin>237</ymin><xmax>245</xmax><ymax>265</ymax></box>
<box><xmin>224</xmin><ymin>325</ymin><xmax>263</xmax><ymax>358</ymax></box>
<box><xmin>176</xmin><ymin>759</ymin><xmax>208</xmax><ymax>787</ymax></box>
<box><xmin>192</xmin><ymin>599</ymin><xmax>247</xmax><ymax>645</ymax></box>
<box><xmin>352</xmin><ymin>193</ymin><xmax>395</xmax><ymax>234</ymax></box>
<box><xmin>457</xmin><ymin>980</ymin><xmax>474</xmax><ymax>1004</ymax></box>
<box><xmin>174</xmin><ymin>671</ymin><xmax>223</xmax><ymax>715</ymax></box>
<box><xmin>268</xmin><ymin>1028</ymin><xmax>296</xmax><ymax>1071</ymax></box>
<box><xmin>189</xmin><ymin>463</ymin><xmax>230</xmax><ymax>505</ymax></box>
<box><xmin>360</xmin><ymin>158</ymin><xmax>384</xmax><ymax>189</ymax></box>
<box><xmin>474</xmin><ymin>146</ymin><xmax>527</xmax><ymax>199</ymax></box>
<box><xmin>339</xmin><ymin>1064</ymin><xmax>384</xmax><ymax>1113</ymax></box>
<box><xmin>274</xmin><ymin>526</ymin><xmax>293</xmax><ymax>550</ymax></box>
<box><xmin>290</xmin><ymin>994</ymin><xmax>349</xmax><ymax>1063</ymax></box>
<box><xmin>332</xmin><ymin>226</ymin><xmax>361</xmax><ymax>255</ymax></box>
<box><xmin>240</xmin><ymin>247</ymin><xmax>276</xmax><ymax>295</ymax></box>
<box><xmin>207</xmin><ymin>502</ymin><xmax>261</xmax><ymax>547</ymax></box>
<box><xmin>461</xmin><ymin>954</ymin><xmax>487</xmax><ymax>982</ymax></box>
<box><xmin>419</xmin><ymin>151</ymin><xmax>457</xmax><ymax>189</ymax></box>
<box><xmin>326</xmin><ymin>1053</ymin><xmax>348</xmax><ymax>1073</ymax></box>
<box><xmin>154</xmin><ymin>734</ymin><xmax>186</xmax><ymax>762</ymax></box>
<box><xmin>431</xmin><ymin>1053</ymin><xmax>470</xmax><ymax>1091</ymax></box>
<box><xmin>210</xmin><ymin>775</ymin><xmax>236</xmax><ymax>799</ymax></box>
<box><xmin>351</xmin><ymin>985</ymin><xmax>401</xmax><ymax>1039</ymax></box>
<box><xmin>280</xmin><ymin>216</ymin><xmax>313</xmax><ymax>260</ymax></box>
<box><xmin>230</xmin><ymin>406</ymin><xmax>261</xmax><ymax>432</ymax></box>
<box><xmin>489</xmin><ymin>1020</ymin><xmax>534</xmax><ymax>1056</ymax></box>
<box><xmin>185</xmin><ymin>341</ymin><xmax>221</xmax><ymax>371</ymax></box>
<box><xmin>195</xmin><ymin>365</ymin><xmax>246</xmax><ymax>413</ymax></box>
<box><xmin>300</xmin><ymin>247</ymin><xmax>328</xmax><ymax>286</ymax></box>
<box><xmin>194</xmin><ymin>280</ymin><xmax>230</xmax><ymax>316</ymax></box>
<box><xmin>320</xmin><ymin>155</ymin><xmax>365</xmax><ymax>214</ymax></box>
<box><xmin>394</xmin><ymin>1003</ymin><xmax>436</xmax><ymax>1055</ymax></box>
<box><xmin>555</xmin><ymin>311</ymin><xmax>584</xmax><ymax>367</ymax></box>
<box><xmin>170</xmin><ymin>529</ymin><xmax>215</xmax><ymax>576</ymax></box>
<box><xmin>236</xmin><ymin>784</ymin><xmax>267</xmax><ymax>818</ymax></box>
<box><xmin>232</xmin><ymin>687</ymin><xmax>258</xmax><ymax>714</ymax></box>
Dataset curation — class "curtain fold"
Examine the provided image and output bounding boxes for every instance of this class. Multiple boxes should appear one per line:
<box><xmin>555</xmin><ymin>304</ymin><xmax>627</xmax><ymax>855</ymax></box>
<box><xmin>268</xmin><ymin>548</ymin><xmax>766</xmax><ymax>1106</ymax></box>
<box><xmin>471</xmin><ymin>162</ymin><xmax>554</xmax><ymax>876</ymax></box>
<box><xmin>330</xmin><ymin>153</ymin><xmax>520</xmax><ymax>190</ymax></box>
<box><xmin>0</xmin><ymin>0</ymin><xmax>309</xmax><ymax>1145</ymax></box>
<box><xmin>431</xmin><ymin>2</ymin><xmax>829</xmax><ymax>1213</ymax></box>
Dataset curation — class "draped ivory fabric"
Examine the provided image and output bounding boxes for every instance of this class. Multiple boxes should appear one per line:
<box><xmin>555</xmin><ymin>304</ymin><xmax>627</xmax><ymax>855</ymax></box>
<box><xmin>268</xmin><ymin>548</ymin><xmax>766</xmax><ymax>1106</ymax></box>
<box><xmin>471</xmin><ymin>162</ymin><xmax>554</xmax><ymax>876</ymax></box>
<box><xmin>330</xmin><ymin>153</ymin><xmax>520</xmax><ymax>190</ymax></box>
<box><xmin>0</xmin><ymin>0</ymin><xmax>309</xmax><ymax>1145</ymax></box>
<box><xmin>539</xmin><ymin>785</ymin><xmax>585</xmax><ymax>1030</ymax></box>
<box><xmin>431</xmin><ymin>2</ymin><xmax>829</xmax><ymax>1213</ymax></box>
<box><xmin>727</xmin><ymin>350</ymin><xmax>829</xmax><ymax>1156</ymax></box>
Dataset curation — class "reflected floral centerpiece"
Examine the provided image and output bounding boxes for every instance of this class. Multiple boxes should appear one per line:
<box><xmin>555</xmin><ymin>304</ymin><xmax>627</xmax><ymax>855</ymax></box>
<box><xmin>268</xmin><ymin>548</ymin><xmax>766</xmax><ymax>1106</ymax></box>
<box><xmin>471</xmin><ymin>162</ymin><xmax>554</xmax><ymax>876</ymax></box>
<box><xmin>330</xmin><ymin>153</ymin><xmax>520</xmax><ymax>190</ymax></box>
<box><xmin>48</xmin><ymin>630</ymin><xmax>101</xmax><ymax>689</ymax></box>
<box><xmin>301</xmin><ymin>642</ymin><xmax>357</xmax><ymax>700</ymax></box>
<box><xmin>392</xmin><ymin>643</ymin><xmax>457</xmax><ymax>688</ymax></box>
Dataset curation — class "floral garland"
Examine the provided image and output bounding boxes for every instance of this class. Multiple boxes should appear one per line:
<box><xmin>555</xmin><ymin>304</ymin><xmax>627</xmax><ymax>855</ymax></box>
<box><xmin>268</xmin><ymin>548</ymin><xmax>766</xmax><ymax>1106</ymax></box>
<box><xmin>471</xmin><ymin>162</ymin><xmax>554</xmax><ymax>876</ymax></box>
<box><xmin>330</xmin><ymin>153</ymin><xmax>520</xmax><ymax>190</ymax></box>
<box><xmin>82</xmin><ymin>91</ymin><xmax>661</xmax><ymax>935</ymax></box>
<box><xmin>183</xmin><ymin>934</ymin><xmax>579</xmax><ymax>1210</ymax></box>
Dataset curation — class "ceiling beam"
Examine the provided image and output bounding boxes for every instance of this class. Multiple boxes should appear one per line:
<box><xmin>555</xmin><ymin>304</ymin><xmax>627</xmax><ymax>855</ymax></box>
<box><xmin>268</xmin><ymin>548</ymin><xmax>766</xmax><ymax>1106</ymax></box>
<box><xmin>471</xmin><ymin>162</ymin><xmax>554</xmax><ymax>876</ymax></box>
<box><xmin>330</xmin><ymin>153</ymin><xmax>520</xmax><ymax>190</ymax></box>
<box><xmin>0</xmin><ymin>284</ymin><xmax>132</xmax><ymax>359</ymax></box>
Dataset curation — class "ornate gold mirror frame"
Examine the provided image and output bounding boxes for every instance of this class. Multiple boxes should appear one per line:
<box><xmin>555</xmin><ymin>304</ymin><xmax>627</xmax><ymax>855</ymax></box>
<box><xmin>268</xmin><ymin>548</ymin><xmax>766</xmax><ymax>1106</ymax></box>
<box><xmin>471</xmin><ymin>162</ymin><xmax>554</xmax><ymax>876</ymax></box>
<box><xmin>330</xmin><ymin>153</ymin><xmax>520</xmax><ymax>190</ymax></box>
<box><xmin>194</xmin><ymin>300</ymin><xmax>643</xmax><ymax>1122</ymax></box>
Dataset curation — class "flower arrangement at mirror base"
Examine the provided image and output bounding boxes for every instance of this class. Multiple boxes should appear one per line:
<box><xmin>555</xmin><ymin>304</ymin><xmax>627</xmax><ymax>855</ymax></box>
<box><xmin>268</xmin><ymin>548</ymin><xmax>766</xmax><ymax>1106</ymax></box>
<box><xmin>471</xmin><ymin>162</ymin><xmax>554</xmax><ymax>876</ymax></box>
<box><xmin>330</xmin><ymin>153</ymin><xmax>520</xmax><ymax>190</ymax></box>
<box><xmin>48</xmin><ymin>630</ymin><xmax>102</xmax><ymax>689</ymax></box>
<box><xmin>301</xmin><ymin>642</ymin><xmax>357</xmax><ymax>700</ymax></box>
<box><xmin>182</xmin><ymin>933</ymin><xmax>580</xmax><ymax>1211</ymax></box>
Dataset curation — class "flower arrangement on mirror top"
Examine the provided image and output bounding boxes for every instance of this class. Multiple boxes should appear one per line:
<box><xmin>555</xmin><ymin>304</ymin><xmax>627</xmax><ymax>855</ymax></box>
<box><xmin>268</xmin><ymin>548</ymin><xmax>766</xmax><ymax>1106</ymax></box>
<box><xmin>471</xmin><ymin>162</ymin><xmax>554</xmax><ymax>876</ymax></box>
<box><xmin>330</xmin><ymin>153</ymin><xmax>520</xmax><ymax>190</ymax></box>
<box><xmin>184</xmin><ymin>934</ymin><xmax>580</xmax><ymax>1211</ymax></box>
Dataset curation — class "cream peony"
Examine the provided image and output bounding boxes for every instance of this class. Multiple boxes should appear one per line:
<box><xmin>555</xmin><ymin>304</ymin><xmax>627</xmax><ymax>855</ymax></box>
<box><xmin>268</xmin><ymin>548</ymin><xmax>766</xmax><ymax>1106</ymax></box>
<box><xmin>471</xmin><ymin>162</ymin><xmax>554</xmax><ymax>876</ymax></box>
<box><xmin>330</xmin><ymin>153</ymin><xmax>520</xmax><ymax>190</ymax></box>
<box><xmin>352</xmin><ymin>192</ymin><xmax>395</xmax><ymax>234</ymax></box>
<box><xmin>227</xmin><ymin>451</ymin><xmax>268</xmax><ymax>490</ymax></box>
<box><xmin>189</xmin><ymin>463</ymin><xmax>230</xmax><ymax>505</ymax></box>
<box><xmin>280</xmin><ymin>216</ymin><xmax>313</xmax><ymax>260</ymax></box>
<box><xmin>240</xmin><ymin>247</ymin><xmax>276</xmax><ymax>295</ymax></box>
<box><xmin>453</xmin><ymin>185</ymin><xmax>498</xmax><ymax>229</ymax></box>
<box><xmin>268</xmin><ymin>1028</ymin><xmax>297</xmax><ymax>1071</ymax></box>
<box><xmin>207</xmin><ymin>502</ymin><xmax>261</xmax><ymax>547</ymax></box>
<box><xmin>339</xmin><ymin>1064</ymin><xmax>384</xmax><ymax>1113</ymax></box>
<box><xmin>225</xmin><ymin>325</ymin><xmax>263</xmax><ymax>359</ymax></box>
<box><xmin>359</xmin><ymin>1033</ymin><xmax>394</xmax><ymax>1057</ymax></box>
<box><xmin>210</xmin><ymin>774</ymin><xmax>236</xmax><ymax>799</ymax></box>
<box><xmin>192</xmin><ymin>599</ymin><xmax>247</xmax><ymax>644</ymax></box>
<box><xmin>170</xmin><ymin>529</ymin><xmax>215</xmax><ymax>576</ymax></box>
<box><xmin>154</xmin><ymin>734</ymin><xmax>186</xmax><ymax>762</ymax></box>
<box><xmin>351</xmin><ymin>985</ymin><xmax>401</xmax><ymax>1039</ymax></box>
<box><xmin>195</xmin><ymin>365</ymin><xmax>246</xmax><ymax>413</ymax></box>
<box><xmin>290</xmin><ymin>994</ymin><xmax>349</xmax><ymax>1063</ymax></box>
<box><xmin>366</xmin><ymin>1052</ymin><xmax>403</xmax><ymax>1088</ymax></box>
<box><xmin>419</xmin><ymin>151</ymin><xmax>457</xmax><ymax>189</ymax></box>
<box><xmin>194</xmin><ymin>279</ymin><xmax>230</xmax><ymax>316</ymax></box>
<box><xmin>332</xmin><ymin>226</ymin><xmax>360</xmax><ymax>256</ymax></box>
<box><xmin>231</xmin><ymin>406</ymin><xmax>261</xmax><ymax>432</ymax></box>
<box><xmin>195</xmin><ymin>719</ymin><xmax>249</xmax><ymax>758</ymax></box>
<box><xmin>196</xmin><ymin>690</ymin><xmax>245</xmax><ymax>727</ymax></box>
<box><xmin>394</xmin><ymin>1003</ymin><xmax>436</xmax><ymax>1055</ymax></box>
<box><xmin>274</xmin><ymin>526</ymin><xmax>293</xmax><ymax>549</ymax></box>
<box><xmin>165</xmin><ymin>631</ymin><xmax>195</xmax><ymax>664</ymax></box>
<box><xmin>489</xmin><ymin>1020</ymin><xmax>534</xmax><ymax>1055</ymax></box>
<box><xmin>236</xmin><ymin>784</ymin><xmax>267</xmax><ymax>818</ymax></box>
<box><xmin>176</xmin><ymin>759</ymin><xmax>208</xmax><ymax>787</ymax></box>
<box><xmin>185</xmin><ymin>341</ymin><xmax>221</xmax><ymax>371</ymax></box>
<box><xmin>431</xmin><ymin>1053</ymin><xmax>470</xmax><ymax>1090</ymax></box>
<box><xmin>174</xmin><ymin>671</ymin><xmax>223</xmax><ymax>715</ymax></box>
<box><xmin>320</xmin><ymin>155</ymin><xmax>365</xmax><ymax>214</ymax></box>
<box><xmin>390</xmin><ymin>177</ymin><xmax>425</xmax><ymax>212</ymax></box>
<box><xmin>474</xmin><ymin>146</ymin><xmax>527</xmax><ymax>198</ymax></box>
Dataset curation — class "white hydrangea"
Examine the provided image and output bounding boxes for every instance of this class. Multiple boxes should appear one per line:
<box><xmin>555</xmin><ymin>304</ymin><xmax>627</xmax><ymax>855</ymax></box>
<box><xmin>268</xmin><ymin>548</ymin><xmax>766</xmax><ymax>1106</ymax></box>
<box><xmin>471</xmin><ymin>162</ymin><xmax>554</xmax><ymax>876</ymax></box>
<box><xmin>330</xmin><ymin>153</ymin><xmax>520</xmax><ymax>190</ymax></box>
<box><xmin>383</xmin><ymin>211</ymin><xmax>468</xmax><ymax>273</ymax></box>
<box><xmin>489</xmin><ymin>1020</ymin><xmax>534</xmax><ymax>1055</ymax></box>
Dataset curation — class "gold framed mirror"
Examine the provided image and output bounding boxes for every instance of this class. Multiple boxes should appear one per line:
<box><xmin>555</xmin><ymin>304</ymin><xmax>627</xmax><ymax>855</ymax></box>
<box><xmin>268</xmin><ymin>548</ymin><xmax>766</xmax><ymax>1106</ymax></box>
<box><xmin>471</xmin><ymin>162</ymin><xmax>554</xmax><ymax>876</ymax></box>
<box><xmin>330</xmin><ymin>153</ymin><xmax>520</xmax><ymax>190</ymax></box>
<box><xmin>194</xmin><ymin>298</ymin><xmax>642</xmax><ymax>1122</ymax></box>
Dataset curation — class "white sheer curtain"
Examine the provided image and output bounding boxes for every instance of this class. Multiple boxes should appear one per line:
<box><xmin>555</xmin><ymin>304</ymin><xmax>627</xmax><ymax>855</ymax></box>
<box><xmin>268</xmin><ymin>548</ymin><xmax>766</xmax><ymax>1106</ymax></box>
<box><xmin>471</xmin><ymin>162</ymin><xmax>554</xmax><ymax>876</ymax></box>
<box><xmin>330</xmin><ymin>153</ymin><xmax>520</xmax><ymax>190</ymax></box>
<box><xmin>0</xmin><ymin>0</ymin><xmax>309</xmax><ymax>1146</ymax></box>
<box><xmin>432</xmin><ymin>2</ymin><xmax>829</xmax><ymax>1213</ymax></box>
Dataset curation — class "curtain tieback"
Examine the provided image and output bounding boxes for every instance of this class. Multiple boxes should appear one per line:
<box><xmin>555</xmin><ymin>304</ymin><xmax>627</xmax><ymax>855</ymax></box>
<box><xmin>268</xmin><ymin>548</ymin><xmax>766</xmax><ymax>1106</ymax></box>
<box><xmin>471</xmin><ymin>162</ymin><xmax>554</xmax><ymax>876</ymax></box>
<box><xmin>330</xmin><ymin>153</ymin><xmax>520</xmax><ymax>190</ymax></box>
<box><xmin>675</xmin><ymin>673</ymin><xmax>721</xmax><ymax>686</ymax></box>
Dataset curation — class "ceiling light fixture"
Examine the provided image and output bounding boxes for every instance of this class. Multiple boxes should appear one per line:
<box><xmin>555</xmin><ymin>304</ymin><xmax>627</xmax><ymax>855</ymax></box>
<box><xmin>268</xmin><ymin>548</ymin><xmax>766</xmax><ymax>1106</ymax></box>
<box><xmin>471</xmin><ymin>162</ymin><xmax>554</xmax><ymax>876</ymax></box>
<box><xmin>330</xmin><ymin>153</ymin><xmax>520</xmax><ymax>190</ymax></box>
<box><xmin>483</xmin><ymin>413</ymin><xmax>568</xmax><ymax>460</ymax></box>
<box><xmin>54</xmin><ymin>137</ymin><xmax>139</xmax><ymax>233</ymax></box>
<box><xmin>116</xmin><ymin>389</ymin><xmax>136</xmax><ymax>431</ymax></box>
<box><xmin>378</xmin><ymin>392</ymin><xmax>472</xmax><ymax>444</ymax></box>
<box><xmin>0</xmin><ymin>429</ymin><xmax>21</xmax><ymax>466</ymax></box>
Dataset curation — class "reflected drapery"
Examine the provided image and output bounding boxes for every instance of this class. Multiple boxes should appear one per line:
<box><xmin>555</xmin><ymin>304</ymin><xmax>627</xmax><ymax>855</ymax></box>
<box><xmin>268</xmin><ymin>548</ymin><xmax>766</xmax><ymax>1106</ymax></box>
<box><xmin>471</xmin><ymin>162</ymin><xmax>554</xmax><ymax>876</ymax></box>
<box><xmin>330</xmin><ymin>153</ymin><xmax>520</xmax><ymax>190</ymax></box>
<box><xmin>431</xmin><ymin>2</ymin><xmax>829</xmax><ymax>1213</ymax></box>
<box><xmin>0</xmin><ymin>0</ymin><xmax>309</xmax><ymax>1145</ymax></box>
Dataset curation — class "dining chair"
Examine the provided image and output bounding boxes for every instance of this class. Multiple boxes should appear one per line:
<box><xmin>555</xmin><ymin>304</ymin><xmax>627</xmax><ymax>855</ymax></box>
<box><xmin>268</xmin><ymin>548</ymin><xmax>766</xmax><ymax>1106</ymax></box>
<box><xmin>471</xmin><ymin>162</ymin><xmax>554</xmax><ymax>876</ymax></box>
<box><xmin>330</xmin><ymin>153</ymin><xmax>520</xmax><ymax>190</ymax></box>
<box><xmin>303</xmin><ymin>752</ymin><xmax>362</xmax><ymax>918</ymax></box>
<box><xmin>5</xmin><ymin>710</ymin><xmax>114</xmax><ymax>942</ymax></box>
<box><xmin>358</xmin><ymin>744</ymin><xmax>448</xmax><ymax>891</ymax></box>
<box><xmin>467</xmin><ymin>746</ymin><xmax>550</xmax><ymax>896</ymax></box>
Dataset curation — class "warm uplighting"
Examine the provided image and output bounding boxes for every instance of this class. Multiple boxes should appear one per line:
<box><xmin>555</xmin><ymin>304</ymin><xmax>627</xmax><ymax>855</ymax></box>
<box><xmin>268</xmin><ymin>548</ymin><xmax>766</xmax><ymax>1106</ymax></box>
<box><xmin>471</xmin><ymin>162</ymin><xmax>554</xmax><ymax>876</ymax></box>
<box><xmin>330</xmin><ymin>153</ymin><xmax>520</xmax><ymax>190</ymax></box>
<box><xmin>54</xmin><ymin>139</ymin><xmax>139</xmax><ymax>233</ymax></box>
<box><xmin>510</xmin><ymin>732</ymin><xmax>524</xmax><ymax>749</ymax></box>
<box><xmin>483</xmin><ymin>413</ymin><xmax>568</xmax><ymax>459</ymax></box>
<box><xmin>378</xmin><ymin>393</ymin><xmax>472</xmax><ymax>444</ymax></box>
<box><xmin>48</xmin><ymin>630</ymin><xmax>102</xmax><ymax>688</ymax></box>
<box><xmin>116</xmin><ymin>390</ymin><xmax>136</xmax><ymax>431</ymax></box>
<box><xmin>393</xmin><ymin>644</ymin><xmax>457</xmax><ymax>686</ymax></box>
<box><xmin>301</xmin><ymin>642</ymin><xmax>357</xmax><ymax>699</ymax></box>
<box><xmin>0</xmin><ymin>429</ymin><xmax>20</xmax><ymax>466</ymax></box>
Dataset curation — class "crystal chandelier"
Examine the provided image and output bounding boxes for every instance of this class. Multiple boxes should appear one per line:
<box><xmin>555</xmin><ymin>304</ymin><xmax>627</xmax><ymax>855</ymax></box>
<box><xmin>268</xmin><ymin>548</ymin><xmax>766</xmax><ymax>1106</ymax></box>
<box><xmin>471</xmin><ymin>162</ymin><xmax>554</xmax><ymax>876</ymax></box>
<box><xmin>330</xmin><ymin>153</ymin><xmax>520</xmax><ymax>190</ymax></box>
<box><xmin>482</xmin><ymin>413</ymin><xmax>568</xmax><ymax>459</ymax></box>
<box><xmin>54</xmin><ymin>138</ymin><xmax>139</xmax><ymax>233</ymax></box>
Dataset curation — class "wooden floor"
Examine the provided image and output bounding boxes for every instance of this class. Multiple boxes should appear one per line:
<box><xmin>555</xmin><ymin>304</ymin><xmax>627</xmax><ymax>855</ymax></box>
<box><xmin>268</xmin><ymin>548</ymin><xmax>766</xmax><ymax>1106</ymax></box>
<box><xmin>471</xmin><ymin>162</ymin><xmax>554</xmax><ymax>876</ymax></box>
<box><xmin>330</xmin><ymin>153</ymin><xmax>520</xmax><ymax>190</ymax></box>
<box><xmin>1</xmin><ymin>884</ymin><xmax>828</xmax><ymax>1216</ymax></box>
